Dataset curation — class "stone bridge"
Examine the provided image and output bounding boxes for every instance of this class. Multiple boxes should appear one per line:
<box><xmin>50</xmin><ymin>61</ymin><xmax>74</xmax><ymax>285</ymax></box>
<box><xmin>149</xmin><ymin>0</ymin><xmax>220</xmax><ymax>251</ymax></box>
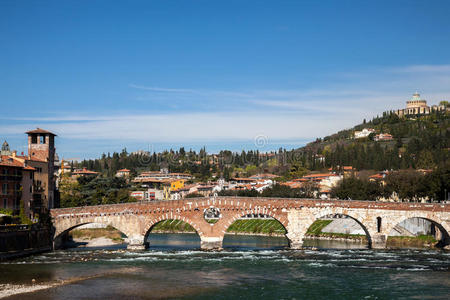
<box><xmin>50</xmin><ymin>197</ymin><xmax>450</xmax><ymax>250</ymax></box>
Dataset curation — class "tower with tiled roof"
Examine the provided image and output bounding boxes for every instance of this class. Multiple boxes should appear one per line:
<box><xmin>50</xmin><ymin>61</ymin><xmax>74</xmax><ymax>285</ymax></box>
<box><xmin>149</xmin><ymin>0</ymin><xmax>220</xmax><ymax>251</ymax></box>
<box><xmin>25</xmin><ymin>128</ymin><xmax>57</xmax><ymax>210</ymax></box>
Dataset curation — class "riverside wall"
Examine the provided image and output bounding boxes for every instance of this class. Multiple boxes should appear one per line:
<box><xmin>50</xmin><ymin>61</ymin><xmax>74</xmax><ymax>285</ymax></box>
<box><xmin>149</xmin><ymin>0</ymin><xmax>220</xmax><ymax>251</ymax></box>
<box><xmin>0</xmin><ymin>225</ymin><xmax>52</xmax><ymax>261</ymax></box>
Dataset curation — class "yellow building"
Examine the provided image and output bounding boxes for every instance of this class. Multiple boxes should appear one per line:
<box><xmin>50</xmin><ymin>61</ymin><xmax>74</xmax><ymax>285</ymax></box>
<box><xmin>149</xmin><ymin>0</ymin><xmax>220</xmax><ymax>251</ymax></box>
<box><xmin>169</xmin><ymin>179</ymin><xmax>185</xmax><ymax>191</ymax></box>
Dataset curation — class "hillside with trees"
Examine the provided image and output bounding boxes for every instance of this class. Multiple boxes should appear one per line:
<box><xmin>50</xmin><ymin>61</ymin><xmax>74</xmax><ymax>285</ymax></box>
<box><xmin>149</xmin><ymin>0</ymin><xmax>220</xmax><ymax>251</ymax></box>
<box><xmin>292</xmin><ymin>108</ymin><xmax>449</xmax><ymax>171</ymax></box>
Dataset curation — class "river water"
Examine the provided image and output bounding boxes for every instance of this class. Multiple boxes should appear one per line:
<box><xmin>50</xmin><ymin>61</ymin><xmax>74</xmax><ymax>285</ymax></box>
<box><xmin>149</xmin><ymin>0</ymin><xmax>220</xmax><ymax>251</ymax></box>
<box><xmin>1</xmin><ymin>234</ymin><xmax>449</xmax><ymax>299</ymax></box>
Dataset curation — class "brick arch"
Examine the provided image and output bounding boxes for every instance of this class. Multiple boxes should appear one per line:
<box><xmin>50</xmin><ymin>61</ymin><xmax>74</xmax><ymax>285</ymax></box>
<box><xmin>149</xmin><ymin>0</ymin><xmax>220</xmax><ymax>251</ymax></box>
<box><xmin>143</xmin><ymin>214</ymin><xmax>204</xmax><ymax>241</ymax></box>
<box><xmin>53</xmin><ymin>219</ymin><xmax>133</xmax><ymax>250</ymax></box>
<box><xmin>304</xmin><ymin>212</ymin><xmax>373</xmax><ymax>247</ymax></box>
<box><xmin>55</xmin><ymin>221</ymin><xmax>130</xmax><ymax>239</ymax></box>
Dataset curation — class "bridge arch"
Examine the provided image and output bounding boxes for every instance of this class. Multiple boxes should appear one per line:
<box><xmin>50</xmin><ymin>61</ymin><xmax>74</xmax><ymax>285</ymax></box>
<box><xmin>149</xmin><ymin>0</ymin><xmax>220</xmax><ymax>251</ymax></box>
<box><xmin>386</xmin><ymin>215</ymin><xmax>450</xmax><ymax>248</ymax></box>
<box><xmin>221</xmin><ymin>209</ymin><xmax>289</xmax><ymax>249</ymax></box>
<box><xmin>143</xmin><ymin>215</ymin><xmax>204</xmax><ymax>242</ymax></box>
<box><xmin>53</xmin><ymin>221</ymin><xmax>130</xmax><ymax>249</ymax></box>
<box><xmin>302</xmin><ymin>212</ymin><xmax>373</xmax><ymax>248</ymax></box>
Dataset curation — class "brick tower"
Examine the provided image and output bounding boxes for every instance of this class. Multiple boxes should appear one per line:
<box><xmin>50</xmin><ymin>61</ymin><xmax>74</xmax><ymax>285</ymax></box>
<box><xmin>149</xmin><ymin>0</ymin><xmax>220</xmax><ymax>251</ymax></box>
<box><xmin>26</xmin><ymin>128</ymin><xmax>57</xmax><ymax>210</ymax></box>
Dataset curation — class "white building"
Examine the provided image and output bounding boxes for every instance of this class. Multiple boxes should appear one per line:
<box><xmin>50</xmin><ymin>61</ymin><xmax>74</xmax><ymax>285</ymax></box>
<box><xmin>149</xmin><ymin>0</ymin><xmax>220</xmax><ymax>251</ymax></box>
<box><xmin>354</xmin><ymin>128</ymin><xmax>375</xmax><ymax>139</ymax></box>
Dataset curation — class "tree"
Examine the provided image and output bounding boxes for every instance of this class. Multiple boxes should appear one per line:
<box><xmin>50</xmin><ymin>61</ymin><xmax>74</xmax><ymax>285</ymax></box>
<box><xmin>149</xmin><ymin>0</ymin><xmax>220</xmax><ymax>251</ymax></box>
<box><xmin>416</xmin><ymin>150</ymin><xmax>436</xmax><ymax>169</ymax></box>
<box><xmin>384</xmin><ymin>170</ymin><xmax>426</xmax><ymax>202</ymax></box>
<box><xmin>331</xmin><ymin>177</ymin><xmax>383</xmax><ymax>200</ymax></box>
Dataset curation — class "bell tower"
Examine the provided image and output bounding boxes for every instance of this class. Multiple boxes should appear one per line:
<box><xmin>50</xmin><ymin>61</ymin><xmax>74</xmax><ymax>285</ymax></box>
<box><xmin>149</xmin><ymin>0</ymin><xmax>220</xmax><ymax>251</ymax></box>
<box><xmin>26</xmin><ymin>128</ymin><xmax>56</xmax><ymax>163</ymax></box>
<box><xmin>25</xmin><ymin>128</ymin><xmax>57</xmax><ymax>210</ymax></box>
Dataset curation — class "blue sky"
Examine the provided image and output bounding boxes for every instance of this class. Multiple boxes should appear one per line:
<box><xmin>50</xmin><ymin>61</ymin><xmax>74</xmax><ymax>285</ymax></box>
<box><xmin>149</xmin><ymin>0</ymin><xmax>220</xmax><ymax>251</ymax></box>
<box><xmin>1</xmin><ymin>0</ymin><xmax>450</xmax><ymax>159</ymax></box>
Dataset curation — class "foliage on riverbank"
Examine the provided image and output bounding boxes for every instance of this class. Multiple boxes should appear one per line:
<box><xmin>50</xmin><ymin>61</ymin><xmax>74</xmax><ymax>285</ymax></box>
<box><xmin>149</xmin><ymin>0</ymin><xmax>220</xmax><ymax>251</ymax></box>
<box><xmin>226</xmin><ymin>219</ymin><xmax>286</xmax><ymax>235</ymax></box>
<box><xmin>387</xmin><ymin>235</ymin><xmax>437</xmax><ymax>248</ymax></box>
<box><xmin>151</xmin><ymin>219</ymin><xmax>196</xmax><ymax>233</ymax></box>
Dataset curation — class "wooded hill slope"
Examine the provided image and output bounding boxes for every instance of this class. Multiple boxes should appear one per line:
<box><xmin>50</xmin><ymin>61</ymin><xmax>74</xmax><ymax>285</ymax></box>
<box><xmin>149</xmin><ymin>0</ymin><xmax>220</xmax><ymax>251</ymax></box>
<box><xmin>292</xmin><ymin>109</ymin><xmax>449</xmax><ymax>171</ymax></box>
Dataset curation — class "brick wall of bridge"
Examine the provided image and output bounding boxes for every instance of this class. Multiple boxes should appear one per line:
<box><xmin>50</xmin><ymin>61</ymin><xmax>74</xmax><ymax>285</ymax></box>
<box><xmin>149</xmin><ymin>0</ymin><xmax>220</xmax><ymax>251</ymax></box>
<box><xmin>51</xmin><ymin>197</ymin><xmax>450</xmax><ymax>250</ymax></box>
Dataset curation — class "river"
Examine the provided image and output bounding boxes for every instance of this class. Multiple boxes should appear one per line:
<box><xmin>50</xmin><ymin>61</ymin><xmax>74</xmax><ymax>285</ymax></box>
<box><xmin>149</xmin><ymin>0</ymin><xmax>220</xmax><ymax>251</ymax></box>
<box><xmin>1</xmin><ymin>233</ymin><xmax>449</xmax><ymax>299</ymax></box>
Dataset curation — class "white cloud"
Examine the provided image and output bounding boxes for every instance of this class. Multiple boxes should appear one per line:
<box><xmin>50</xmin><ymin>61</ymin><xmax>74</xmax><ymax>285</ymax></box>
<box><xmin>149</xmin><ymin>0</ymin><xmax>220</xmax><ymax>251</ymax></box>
<box><xmin>0</xmin><ymin>112</ymin><xmax>358</xmax><ymax>143</ymax></box>
<box><xmin>3</xmin><ymin>64</ymin><xmax>449</xmax><ymax>158</ymax></box>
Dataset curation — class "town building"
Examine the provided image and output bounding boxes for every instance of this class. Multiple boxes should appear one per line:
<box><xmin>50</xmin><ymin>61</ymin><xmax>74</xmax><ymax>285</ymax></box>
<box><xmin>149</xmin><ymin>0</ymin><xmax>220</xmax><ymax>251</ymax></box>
<box><xmin>24</xmin><ymin>128</ymin><xmax>58</xmax><ymax>212</ymax></box>
<box><xmin>133</xmin><ymin>169</ymin><xmax>193</xmax><ymax>181</ymax></box>
<box><xmin>369</xmin><ymin>171</ymin><xmax>389</xmax><ymax>186</ymax></box>
<box><xmin>374</xmin><ymin>133</ymin><xmax>393</xmax><ymax>142</ymax></box>
<box><xmin>354</xmin><ymin>128</ymin><xmax>375</xmax><ymax>139</ymax></box>
<box><xmin>395</xmin><ymin>92</ymin><xmax>448</xmax><ymax>117</ymax></box>
<box><xmin>249</xmin><ymin>173</ymin><xmax>279</xmax><ymax>180</ymax></box>
<box><xmin>0</xmin><ymin>153</ymin><xmax>35</xmax><ymax>216</ymax></box>
<box><xmin>115</xmin><ymin>168</ymin><xmax>130</xmax><ymax>178</ymax></box>
<box><xmin>71</xmin><ymin>168</ymin><xmax>99</xmax><ymax>178</ymax></box>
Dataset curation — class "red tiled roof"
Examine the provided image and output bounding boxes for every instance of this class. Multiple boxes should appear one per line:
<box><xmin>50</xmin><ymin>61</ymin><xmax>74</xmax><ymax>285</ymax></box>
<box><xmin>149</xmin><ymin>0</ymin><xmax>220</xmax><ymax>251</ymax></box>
<box><xmin>232</xmin><ymin>177</ymin><xmax>256</xmax><ymax>182</ymax></box>
<box><xmin>303</xmin><ymin>173</ymin><xmax>335</xmax><ymax>178</ymax></box>
<box><xmin>25</xmin><ymin>128</ymin><xmax>57</xmax><ymax>136</ymax></box>
<box><xmin>0</xmin><ymin>155</ymin><xmax>35</xmax><ymax>171</ymax></box>
<box><xmin>281</xmin><ymin>181</ymin><xmax>302</xmax><ymax>188</ymax></box>
<box><xmin>117</xmin><ymin>169</ymin><xmax>130</xmax><ymax>172</ymax></box>
<box><xmin>249</xmin><ymin>173</ymin><xmax>278</xmax><ymax>179</ymax></box>
<box><xmin>369</xmin><ymin>174</ymin><xmax>384</xmax><ymax>179</ymax></box>
<box><xmin>0</xmin><ymin>155</ymin><xmax>24</xmax><ymax>168</ymax></box>
<box><xmin>292</xmin><ymin>178</ymin><xmax>309</xmax><ymax>182</ymax></box>
<box><xmin>72</xmin><ymin>168</ymin><xmax>99</xmax><ymax>175</ymax></box>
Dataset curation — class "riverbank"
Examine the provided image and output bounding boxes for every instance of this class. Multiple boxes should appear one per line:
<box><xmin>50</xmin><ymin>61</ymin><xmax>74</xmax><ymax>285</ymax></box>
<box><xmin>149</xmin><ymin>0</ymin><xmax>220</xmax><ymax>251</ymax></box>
<box><xmin>65</xmin><ymin>227</ymin><xmax>125</xmax><ymax>248</ymax></box>
<box><xmin>0</xmin><ymin>267</ymin><xmax>140</xmax><ymax>299</ymax></box>
<box><xmin>387</xmin><ymin>235</ymin><xmax>438</xmax><ymax>248</ymax></box>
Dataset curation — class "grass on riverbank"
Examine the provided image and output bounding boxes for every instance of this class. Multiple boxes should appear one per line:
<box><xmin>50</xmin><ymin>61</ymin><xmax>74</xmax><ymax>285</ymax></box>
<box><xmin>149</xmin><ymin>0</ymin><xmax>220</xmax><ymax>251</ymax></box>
<box><xmin>387</xmin><ymin>235</ymin><xmax>437</xmax><ymax>248</ymax></box>
<box><xmin>70</xmin><ymin>226</ymin><xmax>125</xmax><ymax>242</ymax></box>
<box><xmin>151</xmin><ymin>219</ymin><xmax>196</xmax><ymax>233</ymax></box>
<box><xmin>226</xmin><ymin>219</ymin><xmax>286</xmax><ymax>235</ymax></box>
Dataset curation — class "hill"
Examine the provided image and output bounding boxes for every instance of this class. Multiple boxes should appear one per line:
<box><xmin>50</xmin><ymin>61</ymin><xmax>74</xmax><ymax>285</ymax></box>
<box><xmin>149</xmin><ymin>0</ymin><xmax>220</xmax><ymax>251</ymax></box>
<box><xmin>291</xmin><ymin>109</ymin><xmax>449</xmax><ymax>171</ymax></box>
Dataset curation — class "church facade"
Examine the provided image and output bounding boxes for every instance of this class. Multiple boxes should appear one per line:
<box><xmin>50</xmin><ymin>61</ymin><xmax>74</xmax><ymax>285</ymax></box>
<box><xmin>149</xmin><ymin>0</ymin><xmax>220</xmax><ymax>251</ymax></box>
<box><xmin>395</xmin><ymin>92</ymin><xmax>447</xmax><ymax>117</ymax></box>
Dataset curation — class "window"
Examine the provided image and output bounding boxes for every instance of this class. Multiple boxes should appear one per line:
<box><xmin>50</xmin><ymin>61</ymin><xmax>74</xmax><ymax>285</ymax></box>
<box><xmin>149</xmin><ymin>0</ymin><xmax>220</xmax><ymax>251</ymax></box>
<box><xmin>3</xmin><ymin>199</ymin><xmax>6</xmax><ymax>208</ymax></box>
<box><xmin>3</xmin><ymin>169</ymin><xmax>7</xmax><ymax>175</ymax></box>
<box><xmin>31</xmin><ymin>135</ymin><xmax>37</xmax><ymax>144</ymax></box>
<box><xmin>39</xmin><ymin>135</ymin><xmax>45</xmax><ymax>144</ymax></box>
<box><xmin>377</xmin><ymin>217</ymin><xmax>382</xmax><ymax>233</ymax></box>
<box><xmin>2</xmin><ymin>183</ymin><xmax>7</xmax><ymax>195</ymax></box>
